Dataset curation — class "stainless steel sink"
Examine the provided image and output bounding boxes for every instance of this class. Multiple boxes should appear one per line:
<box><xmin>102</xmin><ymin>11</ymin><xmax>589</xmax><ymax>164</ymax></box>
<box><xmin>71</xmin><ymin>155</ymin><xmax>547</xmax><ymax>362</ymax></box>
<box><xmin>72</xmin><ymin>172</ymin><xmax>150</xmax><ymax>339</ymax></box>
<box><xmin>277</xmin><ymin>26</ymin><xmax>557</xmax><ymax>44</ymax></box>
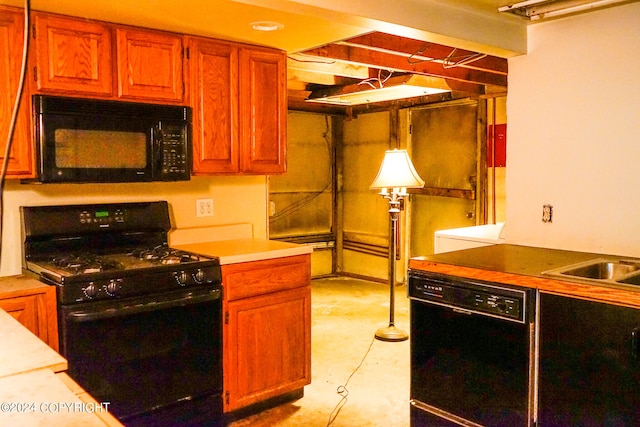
<box><xmin>543</xmin><ymin>258</ymin><xmax>640</xmax><ymax>285</ymax></box>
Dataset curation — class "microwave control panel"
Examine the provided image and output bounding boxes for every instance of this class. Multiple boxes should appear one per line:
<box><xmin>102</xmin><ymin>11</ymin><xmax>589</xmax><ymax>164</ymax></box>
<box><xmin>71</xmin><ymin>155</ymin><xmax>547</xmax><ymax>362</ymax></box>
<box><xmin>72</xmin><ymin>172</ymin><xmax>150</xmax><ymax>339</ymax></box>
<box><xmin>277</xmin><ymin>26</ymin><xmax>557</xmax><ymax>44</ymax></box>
<box><xmin>157</xmin><ymin>123</ymin><xmax>189</xmax><ymax>178</ymax></box>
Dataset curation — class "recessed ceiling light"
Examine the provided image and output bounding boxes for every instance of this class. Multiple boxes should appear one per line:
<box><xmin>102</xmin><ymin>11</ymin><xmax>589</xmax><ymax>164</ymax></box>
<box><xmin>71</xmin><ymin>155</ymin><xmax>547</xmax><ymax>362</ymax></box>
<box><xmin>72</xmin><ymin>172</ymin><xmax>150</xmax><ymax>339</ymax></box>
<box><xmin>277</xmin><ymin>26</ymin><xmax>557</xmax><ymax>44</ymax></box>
<box><xmin>250</xmin><ymin>21</ymin><xmax>284</xmax><ymax>32</ymax></box>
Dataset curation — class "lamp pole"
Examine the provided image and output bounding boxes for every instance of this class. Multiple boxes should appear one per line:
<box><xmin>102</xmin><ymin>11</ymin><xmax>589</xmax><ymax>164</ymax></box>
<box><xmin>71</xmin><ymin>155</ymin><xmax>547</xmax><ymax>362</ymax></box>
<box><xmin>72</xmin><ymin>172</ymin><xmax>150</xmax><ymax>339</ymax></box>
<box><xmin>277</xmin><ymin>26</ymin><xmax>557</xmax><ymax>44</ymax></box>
<box><xmin>369</xmin><ymin>149</ymin><xmax>424</xmax><ymax>342</ymax></box>
<box><xmin>375</xmin><ymin>189</ymin><xmax>408</xmax><ymax>342</ymax></box>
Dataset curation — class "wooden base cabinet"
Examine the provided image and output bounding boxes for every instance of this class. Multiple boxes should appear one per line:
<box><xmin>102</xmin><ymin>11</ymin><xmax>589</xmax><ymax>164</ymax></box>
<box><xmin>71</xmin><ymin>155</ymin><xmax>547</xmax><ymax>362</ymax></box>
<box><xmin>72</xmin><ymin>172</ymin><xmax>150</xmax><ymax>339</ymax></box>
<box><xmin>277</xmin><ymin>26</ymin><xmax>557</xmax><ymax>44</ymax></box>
<box><xmin>0</xmin><ymin>278</ymin><xmax>59</xmax><ymax>351</ymax></box>
<box><xmin>222</xmin><ymin>255</ymin><xmax>311</xmax><ymax>413</ymax></box>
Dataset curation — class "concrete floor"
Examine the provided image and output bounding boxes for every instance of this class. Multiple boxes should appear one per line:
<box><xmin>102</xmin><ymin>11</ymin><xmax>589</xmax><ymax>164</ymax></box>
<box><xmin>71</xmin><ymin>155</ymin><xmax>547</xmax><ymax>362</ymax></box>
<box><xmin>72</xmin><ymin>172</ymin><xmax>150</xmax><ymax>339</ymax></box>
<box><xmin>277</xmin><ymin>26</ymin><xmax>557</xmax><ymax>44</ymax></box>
<box><xmin>229</xmin><ymin>276</ymin><xmax>410</xmax><ymax>427</ymax></box>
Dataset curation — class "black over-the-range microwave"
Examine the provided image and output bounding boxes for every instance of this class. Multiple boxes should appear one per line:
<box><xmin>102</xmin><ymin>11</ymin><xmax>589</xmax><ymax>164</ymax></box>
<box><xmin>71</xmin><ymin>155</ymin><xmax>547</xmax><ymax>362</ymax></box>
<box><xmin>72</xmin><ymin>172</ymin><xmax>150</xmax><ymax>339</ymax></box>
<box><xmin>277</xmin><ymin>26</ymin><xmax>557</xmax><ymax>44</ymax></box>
<box><xmin>32</xmin><ymin>95</ymin><xmax>192</xmax><ymax>183</ymax></box>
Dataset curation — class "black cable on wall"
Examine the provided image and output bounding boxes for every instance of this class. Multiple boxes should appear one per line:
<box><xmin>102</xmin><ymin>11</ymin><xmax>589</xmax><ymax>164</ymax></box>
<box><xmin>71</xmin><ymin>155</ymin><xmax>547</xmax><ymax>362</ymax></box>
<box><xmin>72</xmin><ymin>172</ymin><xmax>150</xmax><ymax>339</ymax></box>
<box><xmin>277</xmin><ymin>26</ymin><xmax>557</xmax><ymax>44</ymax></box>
<box><xmin>0</xmin><ymin>0</ymin><xmax>31</xmax><ymax>270</ymax></box>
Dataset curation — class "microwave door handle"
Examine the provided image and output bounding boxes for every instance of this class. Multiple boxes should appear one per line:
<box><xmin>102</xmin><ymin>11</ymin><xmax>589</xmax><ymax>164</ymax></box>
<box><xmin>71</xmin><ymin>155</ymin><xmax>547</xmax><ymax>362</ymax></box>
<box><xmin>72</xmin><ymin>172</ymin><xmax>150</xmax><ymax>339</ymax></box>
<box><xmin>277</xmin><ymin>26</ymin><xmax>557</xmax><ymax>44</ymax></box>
<box><xmin>150</xmin><ymin>125</ymin><xmax>161</xmax><ymax>176</ymax></box>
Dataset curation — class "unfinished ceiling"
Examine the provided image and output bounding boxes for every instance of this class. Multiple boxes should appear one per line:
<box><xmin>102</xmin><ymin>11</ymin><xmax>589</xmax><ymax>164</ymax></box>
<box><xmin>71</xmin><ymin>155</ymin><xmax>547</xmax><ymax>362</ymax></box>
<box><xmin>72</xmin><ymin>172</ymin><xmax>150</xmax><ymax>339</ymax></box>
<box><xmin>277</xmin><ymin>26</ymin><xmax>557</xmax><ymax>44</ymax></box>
<box><xmin>1</xmin><ymin>0</ymin><xmax>634</xmax><ymax>113</ymax></box>
<box><xmin>287</xmin><ymin>32</ymin><xmax>508</xmax><ymax>114</ymax></box>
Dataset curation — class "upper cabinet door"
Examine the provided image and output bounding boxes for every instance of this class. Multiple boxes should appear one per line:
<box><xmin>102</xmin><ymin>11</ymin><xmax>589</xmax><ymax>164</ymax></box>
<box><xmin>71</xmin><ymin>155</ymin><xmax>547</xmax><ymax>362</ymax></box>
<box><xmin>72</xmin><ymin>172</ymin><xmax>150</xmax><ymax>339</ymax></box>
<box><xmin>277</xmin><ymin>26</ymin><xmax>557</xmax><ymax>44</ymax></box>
<box><xmin>189</xmin><ymin>38</ymin><xmax>239</xmax><ymax>174</ymax></box>
<box><xmin>0</xmin><ymin>6</ymin><xmax>34</xmax><ymax>178</ymax></box>
<box><xmin>239</xmin><ymin>48</ymin><xmax>287</xmax><ymax>174</ymax></box>
<box><xmin>116</xmin><ymin>27</ymin><xmax>184</xmax><ymax>102</ymax></box>
<box><xmin>33</xmin><ymin>13</ymin><xmax>113</xmax><ymax>96</ymax></box>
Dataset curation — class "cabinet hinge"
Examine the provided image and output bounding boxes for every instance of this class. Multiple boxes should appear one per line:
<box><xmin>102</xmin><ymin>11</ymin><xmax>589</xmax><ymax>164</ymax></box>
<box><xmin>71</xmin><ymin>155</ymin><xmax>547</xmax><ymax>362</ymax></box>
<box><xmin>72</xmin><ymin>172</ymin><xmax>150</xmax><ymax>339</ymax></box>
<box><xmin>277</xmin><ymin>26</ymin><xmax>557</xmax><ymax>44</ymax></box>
<box><xmin>224</xmin><ymin>311</ymin><xmax>229</xmax><ymax>325</ymax></box>
<box><xmin>31</xmin><ymin>24</ymin><xmax>36</xmax><ymax>38</ymax></box>
<box><xmin>33</xmin><ymin>66</ymin><xmax>37</xmax><ymax>82</ymax></box>
<box><xmin>185</xmin><ymin>47</ymin><xmax>190</xmax><ymax>60</ymax></box>
<box><xmin>224</xmin><ymin>391</ymin><xmax>230</xmax><ymax>405</ymax></box>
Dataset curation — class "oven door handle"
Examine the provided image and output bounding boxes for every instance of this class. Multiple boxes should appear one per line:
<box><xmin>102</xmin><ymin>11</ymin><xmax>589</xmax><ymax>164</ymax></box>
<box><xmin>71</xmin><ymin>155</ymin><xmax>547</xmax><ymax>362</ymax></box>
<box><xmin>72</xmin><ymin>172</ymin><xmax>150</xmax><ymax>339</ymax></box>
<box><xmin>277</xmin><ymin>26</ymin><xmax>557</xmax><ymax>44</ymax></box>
<box><xmin>65</xmin><ymin>288</ymin><xmax>221</xmax><ymax>322</ymax></box>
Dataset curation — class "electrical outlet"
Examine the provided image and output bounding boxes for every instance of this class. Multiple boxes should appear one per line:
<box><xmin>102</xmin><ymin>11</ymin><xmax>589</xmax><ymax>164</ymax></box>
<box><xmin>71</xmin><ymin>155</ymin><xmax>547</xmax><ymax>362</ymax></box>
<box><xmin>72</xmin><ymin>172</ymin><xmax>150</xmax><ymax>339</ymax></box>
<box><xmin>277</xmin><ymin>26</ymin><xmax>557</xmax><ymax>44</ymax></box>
<box><xmin>196</xmin><ymin>198</ymin><xmax>214</xmax><ymax>217</ymax></box>
<box><xmin>542</xmin><ymin>204</ymin><xmax>553</xmax><ymax>223</ymax></box>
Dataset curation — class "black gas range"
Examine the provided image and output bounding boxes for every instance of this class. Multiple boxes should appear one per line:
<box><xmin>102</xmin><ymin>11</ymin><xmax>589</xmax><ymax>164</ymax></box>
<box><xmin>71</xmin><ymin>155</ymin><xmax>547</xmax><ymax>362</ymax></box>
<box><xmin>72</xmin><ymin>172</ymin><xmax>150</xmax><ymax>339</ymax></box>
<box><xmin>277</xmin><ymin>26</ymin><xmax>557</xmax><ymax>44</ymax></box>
<box><xmin>21</xmin><ymin>201</ymin><xmax>224</xmax><ymax>426</ymax></box>
<box><xmin>22</xmin><ymin>201</ymin><xmax>221</xmax><ymax>304</ymax></box>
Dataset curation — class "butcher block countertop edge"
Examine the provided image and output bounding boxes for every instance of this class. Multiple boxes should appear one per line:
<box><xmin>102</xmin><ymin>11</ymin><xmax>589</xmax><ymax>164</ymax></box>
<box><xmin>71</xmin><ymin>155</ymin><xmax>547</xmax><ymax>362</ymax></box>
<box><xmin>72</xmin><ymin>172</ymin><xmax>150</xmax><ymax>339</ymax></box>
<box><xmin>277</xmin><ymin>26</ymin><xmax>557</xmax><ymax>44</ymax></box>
<box><xmin>409</xmin><ymin>244</ymin><xmax>640</xmax><ymax>308</ymax></box>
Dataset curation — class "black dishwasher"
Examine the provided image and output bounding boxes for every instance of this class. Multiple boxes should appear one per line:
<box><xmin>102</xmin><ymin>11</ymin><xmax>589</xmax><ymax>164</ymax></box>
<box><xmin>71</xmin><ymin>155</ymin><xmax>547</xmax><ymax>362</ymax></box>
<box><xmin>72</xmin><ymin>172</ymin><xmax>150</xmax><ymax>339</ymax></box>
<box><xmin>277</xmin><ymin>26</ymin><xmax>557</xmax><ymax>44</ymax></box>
<box><xmin>409</xmin><ymin>270</ymin><xmax>536</xmax><ymax>426</ymax></box>
<box><xmin>538</xmin><ymin>293</ymin><xmax>640</xmax><ymax>426</ymax></box>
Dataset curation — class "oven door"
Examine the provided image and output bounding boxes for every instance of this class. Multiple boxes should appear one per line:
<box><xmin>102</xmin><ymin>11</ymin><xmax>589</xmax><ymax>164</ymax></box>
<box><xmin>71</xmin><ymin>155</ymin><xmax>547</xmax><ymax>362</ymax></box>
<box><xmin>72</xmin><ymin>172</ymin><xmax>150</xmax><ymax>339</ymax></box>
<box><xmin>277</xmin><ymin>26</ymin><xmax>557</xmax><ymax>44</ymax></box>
<box><xmin>58</xmin><ymin>287</ymin><xmax>222</xmax><ymax>425</ymax></box>
<box><xmin>410</xmin><ymin>298</ymin><xmax>535</xmax><ymax>427</ymax></box>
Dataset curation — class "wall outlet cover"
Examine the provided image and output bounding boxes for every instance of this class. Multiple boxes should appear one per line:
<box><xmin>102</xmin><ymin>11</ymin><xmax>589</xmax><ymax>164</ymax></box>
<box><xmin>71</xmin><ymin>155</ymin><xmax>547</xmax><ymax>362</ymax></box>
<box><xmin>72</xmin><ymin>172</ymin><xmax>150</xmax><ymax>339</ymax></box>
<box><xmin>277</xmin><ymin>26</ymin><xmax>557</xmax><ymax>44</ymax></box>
<box><xmin>542</xmin><ymin>204</ymin><xmax>553</xmax><ymax>223</ymax></box>
<box><xmin>197</xmin><ymin>198</ymin><xmax>214</xmax><ymax>217</ymax></box>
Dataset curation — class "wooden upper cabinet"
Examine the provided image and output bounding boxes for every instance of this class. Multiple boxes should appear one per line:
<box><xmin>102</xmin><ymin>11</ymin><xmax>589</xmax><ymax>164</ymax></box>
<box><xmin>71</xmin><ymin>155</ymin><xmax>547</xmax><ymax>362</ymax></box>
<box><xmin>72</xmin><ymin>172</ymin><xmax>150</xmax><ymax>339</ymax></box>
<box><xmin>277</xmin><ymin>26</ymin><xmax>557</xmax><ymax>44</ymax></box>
<box><xmin>32</xmin><ymin>13</ymin><xmax>113</xmax><ymax>96</ymax></box>
<box><xmin>189</xmin><ymin>38</ymin><xmax>239</xmax><ymax>173</ymax></box>
<box><xmin>239</xmin><ymin>47</ymin><xmax>287</xmax><ymax>174</ymax></box>
<box><xmin>189</xmin><ymin>37</ymin><xmax>287</xmax><ymax>175</ymax></box>
<box><xmin>116</xmin><ymin>27</ymin><xmax>184</xmax><ymax>102</ymax></box>
<box><xmin>0</xmin><ymin>6</ymin><xmax>34</xmax><ymax>178</ymax></box>
<box><xmin>32</xmin><ymin>13</ymin><xmax>184</xmax><ymax>103</ymax></box>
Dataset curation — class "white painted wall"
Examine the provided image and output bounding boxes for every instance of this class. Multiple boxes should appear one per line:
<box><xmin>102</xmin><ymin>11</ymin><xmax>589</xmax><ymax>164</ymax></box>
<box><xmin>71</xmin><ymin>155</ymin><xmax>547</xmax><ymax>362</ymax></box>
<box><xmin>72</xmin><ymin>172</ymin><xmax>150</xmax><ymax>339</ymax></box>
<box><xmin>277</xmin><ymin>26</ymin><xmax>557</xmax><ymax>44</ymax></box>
<box><xmin>505</xmin><ymin>2</ymin><xmax>640</xmax><ymax>256</ymax></box>
<box><xmin>1</xmin><ymin>176</ymin><xmax>268</xmax><ymax>276</ymax></box>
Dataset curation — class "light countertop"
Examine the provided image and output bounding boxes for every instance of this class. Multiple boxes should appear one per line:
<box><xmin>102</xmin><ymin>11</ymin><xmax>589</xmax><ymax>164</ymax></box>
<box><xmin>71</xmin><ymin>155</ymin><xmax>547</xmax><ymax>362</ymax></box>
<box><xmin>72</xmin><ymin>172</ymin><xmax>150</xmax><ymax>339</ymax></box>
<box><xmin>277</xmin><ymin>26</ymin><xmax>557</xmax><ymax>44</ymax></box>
<box><xmin>0</xmin><ymin>369</ymin><xmax>110</xmax><ymax>426</ymax></box>
<box><xmin>174</xmin><ymin>238</ymin><xmax>313</xmax><ymax>265</ymax></box>
<box><xmin>0</xmin><ymin>287</ymin><xmax>122</xmax><ymax>426</ymax></box>
<box><xmin>0</xmin><ymin>309</ymin><xmax>66</xmax><ymax>378</ymax></box>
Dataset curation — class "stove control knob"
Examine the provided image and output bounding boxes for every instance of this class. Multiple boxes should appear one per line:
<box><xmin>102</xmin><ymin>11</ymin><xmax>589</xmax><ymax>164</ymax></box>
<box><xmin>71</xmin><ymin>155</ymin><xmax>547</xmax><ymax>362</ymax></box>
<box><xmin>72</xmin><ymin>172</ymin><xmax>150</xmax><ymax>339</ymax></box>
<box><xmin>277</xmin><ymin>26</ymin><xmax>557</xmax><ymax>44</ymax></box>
<box><xmin>83</xmin><ymin>282</ymin><xmax>100</xmax><ymax>299</ymax></box>
<box><xmin>105</xmin><ymin>279</ymin><xmax>123</xmax><ymax>296</ymax></box>
<box><xmin>175</xmin><ymin>271</ymin><xmax>190</xmax><ymax>286</ymax></box>
<box><xmin>193</xmin><ymin>269</ymin><xmax>205</xmax><ymax>284</ymax></box>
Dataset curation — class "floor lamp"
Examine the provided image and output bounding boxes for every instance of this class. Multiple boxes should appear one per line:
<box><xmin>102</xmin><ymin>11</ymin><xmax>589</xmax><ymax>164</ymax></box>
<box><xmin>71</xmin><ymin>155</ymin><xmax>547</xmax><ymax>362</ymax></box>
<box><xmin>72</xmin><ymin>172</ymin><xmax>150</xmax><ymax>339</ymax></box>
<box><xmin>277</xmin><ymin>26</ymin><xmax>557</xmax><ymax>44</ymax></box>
<box><xmin>370</xmin><ymin>149</ymin><xmax>425</xmax><ymax>342</ymax></box>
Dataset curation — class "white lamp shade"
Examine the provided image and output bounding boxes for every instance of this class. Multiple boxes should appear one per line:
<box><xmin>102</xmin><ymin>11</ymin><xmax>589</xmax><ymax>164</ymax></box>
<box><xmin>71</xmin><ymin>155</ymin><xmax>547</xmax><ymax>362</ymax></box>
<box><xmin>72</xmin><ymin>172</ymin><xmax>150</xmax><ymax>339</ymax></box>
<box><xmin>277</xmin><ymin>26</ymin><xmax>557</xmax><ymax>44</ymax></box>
<box><xmin>370</xmin><ymin>149</ymin><xmax>425</xmax><ymax>189</ymax></box>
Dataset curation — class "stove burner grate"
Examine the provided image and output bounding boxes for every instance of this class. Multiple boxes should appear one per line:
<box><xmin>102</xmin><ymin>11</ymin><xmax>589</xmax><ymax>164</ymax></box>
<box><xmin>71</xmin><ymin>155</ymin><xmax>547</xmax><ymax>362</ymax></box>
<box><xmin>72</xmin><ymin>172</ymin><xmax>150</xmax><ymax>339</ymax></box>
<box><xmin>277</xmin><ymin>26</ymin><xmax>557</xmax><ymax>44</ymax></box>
<box><xmin>129</xmin><ymin>245</ymin><xmax>206</xmax><ymax>265</ymax></box>
<box><xmin>52</xmin><ymin>254</ymin><xmax>125</xmax><ymax>275</ymax></box>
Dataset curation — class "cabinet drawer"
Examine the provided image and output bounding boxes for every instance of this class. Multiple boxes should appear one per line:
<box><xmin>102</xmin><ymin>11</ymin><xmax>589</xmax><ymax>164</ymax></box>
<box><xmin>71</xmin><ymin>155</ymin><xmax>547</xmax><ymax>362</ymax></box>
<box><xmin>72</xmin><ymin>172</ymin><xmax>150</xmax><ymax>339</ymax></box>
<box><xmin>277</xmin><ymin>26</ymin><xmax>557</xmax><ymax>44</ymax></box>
<box><xmin>223</xmin><ymin>254</ymin><xmax>310</xmax><ymax>301</ymax></box>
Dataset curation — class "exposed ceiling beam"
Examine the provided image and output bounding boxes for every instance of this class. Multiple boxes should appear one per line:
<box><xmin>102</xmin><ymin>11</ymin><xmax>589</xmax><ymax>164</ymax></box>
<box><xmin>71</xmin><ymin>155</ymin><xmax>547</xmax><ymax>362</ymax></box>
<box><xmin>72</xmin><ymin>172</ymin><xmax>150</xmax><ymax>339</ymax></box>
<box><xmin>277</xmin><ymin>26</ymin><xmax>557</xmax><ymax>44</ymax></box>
<box><xmin>287</xmin><ymin>53</ymin><xmax>370</xmax><ymax>79</ymax></box>
<box><xmin>299</xmin><ymin>42</ymin><xmax>507</xmax><ymax>88</ymax></box>
<box><xmin>340</xmin><ymin>33</ymin><xmax>508</xmax><ymax>75</ymax></box>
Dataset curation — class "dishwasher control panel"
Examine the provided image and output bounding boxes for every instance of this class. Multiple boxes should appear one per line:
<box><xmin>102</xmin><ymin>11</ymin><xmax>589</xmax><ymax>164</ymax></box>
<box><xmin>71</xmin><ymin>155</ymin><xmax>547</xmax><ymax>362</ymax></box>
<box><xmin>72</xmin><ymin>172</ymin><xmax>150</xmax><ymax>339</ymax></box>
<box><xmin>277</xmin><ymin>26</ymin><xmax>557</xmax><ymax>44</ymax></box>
<box><xmin>409</xmin><ymin>271</ymin><xmax>531</xmax><ymax>323</ymax></box>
